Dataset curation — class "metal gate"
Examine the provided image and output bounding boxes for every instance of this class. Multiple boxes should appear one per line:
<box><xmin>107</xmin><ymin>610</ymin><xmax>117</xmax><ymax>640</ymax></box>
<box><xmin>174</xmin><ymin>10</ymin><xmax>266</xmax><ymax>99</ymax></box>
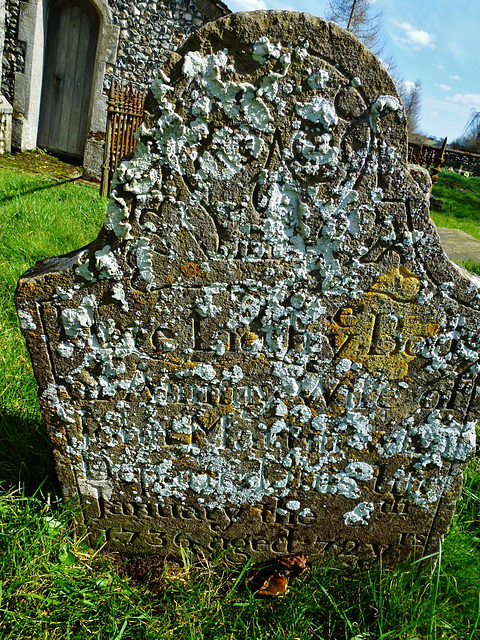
<box><xmin>407</xmin><ymin>137</ymin><xmax>447</xmax><ymax>188</ymax></box>
<box><xmin>100</xmin><ymin>84</ymin><xmax>447</xmax><ymax>198</ymax></box>
<box><xmin>100</xmin><ymin>80</ymin><xmax>146</xmax><ymax>197</ymax></box>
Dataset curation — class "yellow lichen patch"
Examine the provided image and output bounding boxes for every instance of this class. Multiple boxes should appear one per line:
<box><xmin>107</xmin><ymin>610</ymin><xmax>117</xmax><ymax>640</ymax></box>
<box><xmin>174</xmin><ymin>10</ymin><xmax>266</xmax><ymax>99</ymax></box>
<box><xmin>249</xmin><ymin>505</ymin><xmax>262</xmax><ymax>519</ymax></box>
<box><xmin>132</xmin><ymin>289</ymin><xmax>159</xmax><ymax>305</ymax></box>
<box><xmin>154</xmin><ymin>354</ymin><xmax>201</xmax><ymax>373</ymax></box>
<box><xmin>330</xmin><ymin>267</ymin><xmax>439</xmax><ymax>379</ymax></box>
<box><xmin>198</xmin><ymin>405</ymin><xmax>235</xmax><ymax>431</ymax></box>
<box><xmin>180</xmin><ymin>263</ymin><xmax>206</xmax><ymax>281</ymax></box>
<box><xmin>176</xmin><ymin>455</ymin><xmax>196</xmax><ymax>470</ymax></box>
<box><xmin>202</xmin><ymin>404</ymin><xmax>235</xmax><ymax>429</ymax></box>
<box><xmin>329</xmin><ymin>403</ymin><xmax>346</xmax><ymax>419</ymax></box>
<box><xmin>16</xmin><ymin>281</ymin><xmax>41</xmax><ymax>303</ymax></box>
<box><xmin>290</xmin><ymin>467</ymin><xmax>302</xmax><ymax>489</ymax></box>
<box><xmin>263</xmin><ymin>509</ymin><xmax>276</xmax><ymax>524</ymax></box>
<box><xmin>303</xmin><ymin>472</ymin><xmax>315</xmax><ymax>486</ymax></box>
<box><xmin>170</xmin><ymin>432</ymin><xmax>193</xmax><ymax>444</ymax></box>
<box><xmin>240</xmin><ymin>331</ymin><xmax>259</xmax><ymax>349</ymax></box>
<box><xmin>197</xmin><ymin>411</ymin><xmax>220</xmax><ymax>431</ymax></box>
<box><xmin>223</xmin><ymin>387</ymin><xmax>234</xmax><ymax>405</ymax></box>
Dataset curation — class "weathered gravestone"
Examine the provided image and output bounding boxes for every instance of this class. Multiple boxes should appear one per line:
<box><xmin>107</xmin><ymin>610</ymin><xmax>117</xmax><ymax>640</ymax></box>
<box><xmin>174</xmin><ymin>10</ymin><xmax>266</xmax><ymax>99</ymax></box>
<box><xmin>16</xmin><ymin>11</ymin><xmax>480</xmax><ymax>568</ymax></box>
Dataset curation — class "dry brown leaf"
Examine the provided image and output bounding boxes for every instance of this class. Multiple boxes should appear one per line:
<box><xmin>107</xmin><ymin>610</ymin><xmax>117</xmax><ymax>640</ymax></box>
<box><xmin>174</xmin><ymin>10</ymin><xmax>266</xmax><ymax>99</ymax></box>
<box><xmin>247</xmin><ymin>553</ymin><xmax>309</xmax><ymax>597</ymax></box>
<box><xmin>257</xmin><ymin>571</ymin><xmax>289</xmax><ymax>597</ymax></box>
<box><xmin>279</xmin><ymin>553</ymin><xmax>309</xmax><ymax>577</ymax></box>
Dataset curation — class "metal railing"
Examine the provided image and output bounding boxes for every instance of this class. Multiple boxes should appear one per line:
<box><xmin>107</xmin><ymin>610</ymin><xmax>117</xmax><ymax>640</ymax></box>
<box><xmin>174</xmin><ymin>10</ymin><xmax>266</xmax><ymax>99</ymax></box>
<box><xmin>100</xmin><ymin>80</ymin><xmax>146</xmax><ymax>197</ymax></box>
<box><xmin>407</xmin><ymin>137</ymin><xmax>447</xmax><ymax>187</ymax></box>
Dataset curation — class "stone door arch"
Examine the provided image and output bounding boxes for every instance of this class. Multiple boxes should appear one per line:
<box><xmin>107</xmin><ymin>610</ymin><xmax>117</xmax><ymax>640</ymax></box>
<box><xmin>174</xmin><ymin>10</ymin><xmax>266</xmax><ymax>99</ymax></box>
<box><xmin>38</xmin><ymin>0</ymin><xmax>99</xmax><ymax>158</ymax></box>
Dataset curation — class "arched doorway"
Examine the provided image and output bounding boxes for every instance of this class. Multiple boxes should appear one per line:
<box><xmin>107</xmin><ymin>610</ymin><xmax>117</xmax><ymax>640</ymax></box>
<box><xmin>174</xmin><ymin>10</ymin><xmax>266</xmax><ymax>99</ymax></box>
<box><xmin>38</xmin><ymin>0</ymin><xmax>99</xmax><ymax>159</ymax></box>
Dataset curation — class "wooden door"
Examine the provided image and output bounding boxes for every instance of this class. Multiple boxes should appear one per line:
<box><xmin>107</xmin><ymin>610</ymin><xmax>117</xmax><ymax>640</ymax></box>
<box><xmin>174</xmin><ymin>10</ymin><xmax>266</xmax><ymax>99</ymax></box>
<box><xmin>38</xmin><ymin>0</ymin><xmax>99</xmax><ymax>158</ymax></box>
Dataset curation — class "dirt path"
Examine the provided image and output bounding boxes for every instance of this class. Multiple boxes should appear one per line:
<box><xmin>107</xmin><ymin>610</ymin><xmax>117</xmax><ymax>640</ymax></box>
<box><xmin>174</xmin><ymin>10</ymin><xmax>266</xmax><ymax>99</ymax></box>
<box><xmin>436</xmin><ymin>227</ymin><xmax>480</xmax><ymax>264</ymax></box>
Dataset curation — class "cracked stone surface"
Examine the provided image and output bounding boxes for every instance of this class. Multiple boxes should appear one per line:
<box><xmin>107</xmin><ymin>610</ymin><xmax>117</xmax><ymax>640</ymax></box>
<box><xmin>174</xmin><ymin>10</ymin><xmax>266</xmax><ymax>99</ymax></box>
<box><xmin>16</xmin><ymin>10</ymin><xmax>479</xmax><ymax>568</ymax></box>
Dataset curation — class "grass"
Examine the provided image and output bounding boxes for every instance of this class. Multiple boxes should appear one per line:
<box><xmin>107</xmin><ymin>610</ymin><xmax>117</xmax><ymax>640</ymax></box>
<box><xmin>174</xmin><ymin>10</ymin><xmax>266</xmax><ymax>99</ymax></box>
<box><xmin>0</xmin><ymin>147</ymin><xmax>84</xmax><ymax>180</ymax></box>
<box><xmin>0</xmin><ymin>168</ymin><xmax>106</xmax><ymax>491</ymax></box>
<box><xmin>431</xmin><ymin>170</ymin><xmax>480</xmax><ymax>242</ymax></box>
<box><xmin>1</xmin><ymin>161</ymin><xmax>480</xmax><ymax>638</ymax></box>
<box><xmin>1</xmin><ymin>482</ymin><xmax>480</xmax><ymax>639</ymax></box>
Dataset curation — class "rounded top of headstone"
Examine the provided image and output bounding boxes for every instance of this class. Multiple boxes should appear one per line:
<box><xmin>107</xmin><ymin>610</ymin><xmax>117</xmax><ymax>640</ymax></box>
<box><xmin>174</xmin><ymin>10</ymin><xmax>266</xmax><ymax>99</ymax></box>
<box><xmin>106</xmin><ymin>10</ymin><xmax>410</xmax><ymax>271</ymax></box>
<box><xmin>151</xmin><ymin>9</ymin><xmax>408</xmax><ymax>170</ymax></box>
<box><xmin>171</xmin><ymin>10</ymin><xmax>402</xmax><ymax>112</ymax></box>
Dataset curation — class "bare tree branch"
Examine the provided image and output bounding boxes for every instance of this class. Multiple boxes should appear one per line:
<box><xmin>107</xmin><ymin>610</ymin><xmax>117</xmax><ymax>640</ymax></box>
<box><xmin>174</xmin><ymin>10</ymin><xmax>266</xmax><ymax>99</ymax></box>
<box><xmin>452</xmin><ymin>109</ymin><xmax>480</xmax><ymax>153</ymax></box>
<box><xmin>398</xmin><ymin>80</ymin><xmax>422</xmax><ymax>136</ymax></box>
<box><xmin>327</xmin><ymin>0</ymin><xmax>385</xmax><ymax>55</ymax></box>
<box><xmin>326</xmin><ymin>1</ymin><xmax>423</xmax><ymax>134</ymax></box>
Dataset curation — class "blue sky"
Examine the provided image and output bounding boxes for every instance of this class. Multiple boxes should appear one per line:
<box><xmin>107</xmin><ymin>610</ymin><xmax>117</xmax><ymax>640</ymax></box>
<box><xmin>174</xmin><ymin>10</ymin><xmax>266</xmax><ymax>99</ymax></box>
<box><xmin>225</xmin><ymin>0</ymin><xmax>480</xmax><ymax>143</ymax></box>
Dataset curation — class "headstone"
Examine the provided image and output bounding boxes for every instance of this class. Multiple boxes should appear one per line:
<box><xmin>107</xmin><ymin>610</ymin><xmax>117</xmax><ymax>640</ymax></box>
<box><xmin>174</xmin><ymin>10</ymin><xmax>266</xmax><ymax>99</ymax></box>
<box><xmin>16</xmin><ymin>11</ymin><xmax>479</xmax><ymax>568</ymax></box>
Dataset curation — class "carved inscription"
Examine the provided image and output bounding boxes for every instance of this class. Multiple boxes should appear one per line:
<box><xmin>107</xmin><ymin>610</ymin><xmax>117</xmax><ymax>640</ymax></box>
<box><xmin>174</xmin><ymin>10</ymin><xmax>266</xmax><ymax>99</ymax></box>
<box><xmin>16</xmin><ymin>11</ymin><xmax>479</xmax><ymax>567</ymax></box>
<box><xmin>331</xmin><ymin>268</ymin><xmax>439</xmax><ymax>379</ymax></box>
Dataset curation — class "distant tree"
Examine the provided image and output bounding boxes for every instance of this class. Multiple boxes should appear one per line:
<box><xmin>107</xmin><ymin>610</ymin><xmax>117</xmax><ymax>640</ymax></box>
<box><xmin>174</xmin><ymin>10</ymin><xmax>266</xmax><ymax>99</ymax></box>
<box><xmin>398</xmin><ymin>80</ymin><xmax>422</xmax><ymax>137</ymax></box>
<box><xmin>326</xmin><ymin>1</ymin><xmax>423</xmax><ymax>134</ymax></box>
<box><xmin>326</xmin><ymin>0</ymin><xmax>385</xmax><ymax>55</ymax></box>
<box><xmin>452</xmin><ymin>109</ymin><xmax>480</xmax><ymax>153</ymax></box>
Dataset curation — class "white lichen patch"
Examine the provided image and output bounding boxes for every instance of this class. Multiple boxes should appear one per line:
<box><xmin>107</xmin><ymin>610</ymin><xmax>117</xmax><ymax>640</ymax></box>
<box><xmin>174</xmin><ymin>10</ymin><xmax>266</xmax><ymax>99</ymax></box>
<box><xmin>370</xmin><ymin>95</ymin><xmax>403</xmax><ymax>132</ymax></box>
<box><xmin>135</xmin><ymin>237</ymin><xmax>155</xmax><ymax>286</ymax></box>
<box><xmin>111</xmin><ymin>282</ymin><xmax>129</xmax><ymax>311</ymax></box>
<box><xmin>344</xmin><ymin>502</ymin><xmax>374</xmax><ymax>525</ymax></box>
<box><xmin>104</xmin><ymin>196</ymin><xmax>132</xmax><ymax>239</ymax></box>
<box><xmin>295</xmin><ymin>96</ymin><xmax>338</xmax><ymax>129</ymax></box>
<box><xmin>23</xmin><ymin>20</ymin><xmax>480</xmax><ymax>560</ymax></box>
<box><xmin>308</xmin><ymin>69</ymin><xmax>329</xmax><ymax>89</ymax></box>
<box><xmin>75</xmin><ymin>255</ymin><xmax>95</xmax><ymax>282</ymax></box>
<box><xmin>61</xmin><ymin>295</ymin><xmax>96</xmax><ymax>338</ymax></box>
<box><xmin>293</xmin><ymin>131</ymin><xmax>339</xmax><ymax>173</ymax></box>
<box><xmin>252</xmin><ymin>36</ymin><xmax>282</xmax><ymax>65</ymax></box>
<box><xmin>57</xmin><ymin>342</ymin><xmax>74</xmax><ymax>358</ymax></box>
<box><xmin>17</xmin><ymin>309</ymin><xmax>36</xmax><ymax>330</ymax></box>
<box><xmin>182</xmin><ymin>49</ymin><xmax>274</xmax><ymax>132</ymax></box>
<box><xmin>95</xmin><ymin>246</ymin><xmax>123</xmax><ymax>280</ymax></box>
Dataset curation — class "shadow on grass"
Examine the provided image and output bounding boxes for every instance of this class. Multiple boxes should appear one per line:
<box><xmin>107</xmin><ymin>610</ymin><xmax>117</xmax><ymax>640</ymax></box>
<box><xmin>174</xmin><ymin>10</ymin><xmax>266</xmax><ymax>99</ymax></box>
<box><xmin>0</xmin><ymin>407</ymin><xmax>59</xmax><ymax>496</ymax></box>
<box><xmin>0</xmin><ymin>178</ymin><xmax>82</xmax><ymax>204</ymax></box>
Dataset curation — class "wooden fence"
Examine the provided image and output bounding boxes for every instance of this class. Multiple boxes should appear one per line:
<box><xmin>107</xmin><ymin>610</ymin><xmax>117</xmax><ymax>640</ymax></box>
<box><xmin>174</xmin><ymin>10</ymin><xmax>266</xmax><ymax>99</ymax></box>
<box><xmin>100</xmin><ymin>80</ymin><xmax>146</xmax><ymax>197</ymax></box>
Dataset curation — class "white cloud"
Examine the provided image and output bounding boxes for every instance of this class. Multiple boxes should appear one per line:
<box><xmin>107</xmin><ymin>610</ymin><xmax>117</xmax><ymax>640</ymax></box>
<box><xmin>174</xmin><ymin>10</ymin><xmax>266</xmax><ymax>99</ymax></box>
<box><xmin>447</xmin><ymin>93</ymin><xmax>480</xmax><ymax>108</ymax></box>
<box><xmin>402</xmin><ymin>80</ymin><xmax>417</xmax><ymax>92</ymax></box>
<box><xmin>395</xmin><ymin>21</ymin><xmax>436</xmax><ymax>49</ymax></box>
<box><xmin>436</xmin><ymin>83</ymin><xmax>451</xmax><ymax>92</ymax></box>
<box><xmin>227</xmin><ymin>0</ymin><xmax>267</xmax><ymax>10</ymax></box>
<box><xmin>424</xmin><ymin>96</ymin><xmax>471</xmax><ymax>117</ymax></box>
<box><xmin>449</xmin><ymin>75</ymin><xmax>461</xmax><ymax>81</ymax></box>
<box><xmin>434</xmin><ymin>64</ymin><xmax>445</xmax><ymax>70</ymax></box>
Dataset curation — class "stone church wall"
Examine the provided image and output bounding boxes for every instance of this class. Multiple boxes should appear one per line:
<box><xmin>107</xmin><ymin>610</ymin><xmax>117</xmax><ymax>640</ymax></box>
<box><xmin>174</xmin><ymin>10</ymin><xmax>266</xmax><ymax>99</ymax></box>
<box><xmin>106</xmin><ymin>0</ymin><xmax>209</xmax><ymax>90</ymax></box>
<box><xmin>1</xmin><ymin>0</ymin><xmax>26</xmax><ymax>104</ymax></box>
<box><xmin>0</xmin><ymin>0</ymin><xmax>229</xmax><ymax>176</ymax></box>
